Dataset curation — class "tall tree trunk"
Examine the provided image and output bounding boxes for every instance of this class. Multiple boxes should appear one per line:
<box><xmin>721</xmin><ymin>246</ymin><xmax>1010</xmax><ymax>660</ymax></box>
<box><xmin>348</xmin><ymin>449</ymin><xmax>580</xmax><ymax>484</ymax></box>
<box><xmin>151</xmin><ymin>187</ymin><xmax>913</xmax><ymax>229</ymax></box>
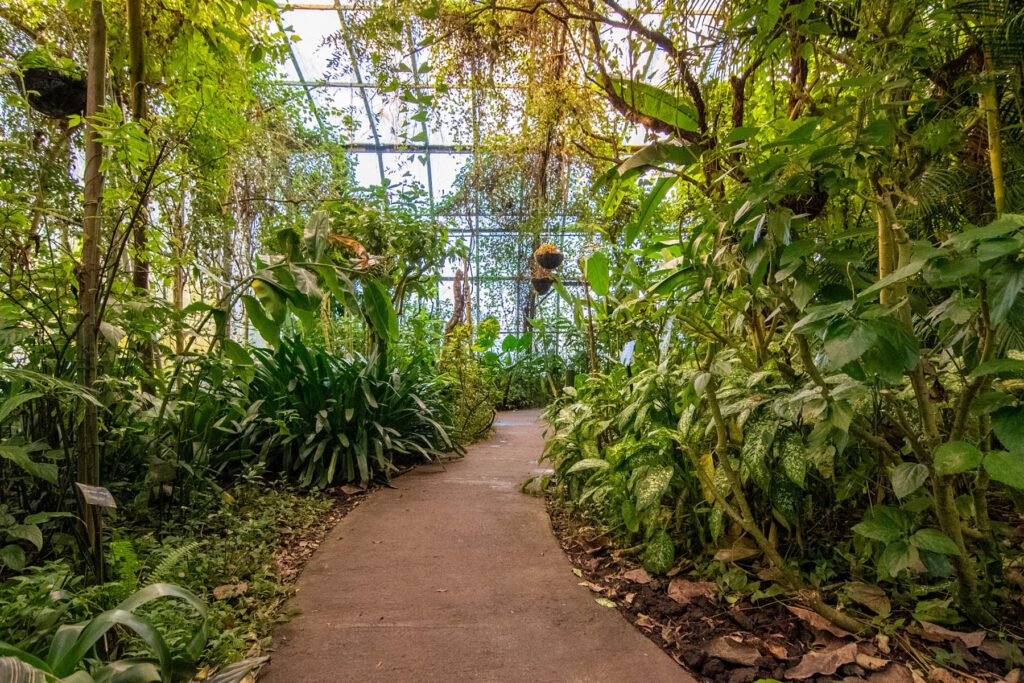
<box><xmin>980</xmin><ymin>46</ymin><xmax>1005</xmax><ymax>216</ymax></box>
<box><xmin>128</xmin><ymin>0</ymin><xmax>155</xmax><ymax>391</ymax></box>
<box><xmin>173</xmin><ymin>182</ymin><xmax>187</xmax><ymax>355</ymax></box>
<box><xmin>219</xmin><ymin>210</ymin><xmax>234</xmax><ymax>341</ymax></box>
<box><xmin>77</xmin><ymin>0</ymin><xmax>107</xmax><ymax>581</ymax></box>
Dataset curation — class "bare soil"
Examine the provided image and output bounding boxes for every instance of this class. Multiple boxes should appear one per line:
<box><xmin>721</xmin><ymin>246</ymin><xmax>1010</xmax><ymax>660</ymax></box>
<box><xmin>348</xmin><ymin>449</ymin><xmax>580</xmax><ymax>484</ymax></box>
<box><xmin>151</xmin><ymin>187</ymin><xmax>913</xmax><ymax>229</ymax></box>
<box><xmin>546</xmin><ymin>500</ymin><xmax>1020</xmax><ymax>683</ymax></box>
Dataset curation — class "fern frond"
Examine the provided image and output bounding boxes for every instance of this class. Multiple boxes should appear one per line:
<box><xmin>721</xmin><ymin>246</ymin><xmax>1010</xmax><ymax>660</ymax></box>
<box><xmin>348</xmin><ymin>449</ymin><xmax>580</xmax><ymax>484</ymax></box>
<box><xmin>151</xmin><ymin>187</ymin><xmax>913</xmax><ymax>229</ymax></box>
<box><xmin>146</xmin><ymin>541</ymin><xmax>201</xmax><ymax>583</ymax></box>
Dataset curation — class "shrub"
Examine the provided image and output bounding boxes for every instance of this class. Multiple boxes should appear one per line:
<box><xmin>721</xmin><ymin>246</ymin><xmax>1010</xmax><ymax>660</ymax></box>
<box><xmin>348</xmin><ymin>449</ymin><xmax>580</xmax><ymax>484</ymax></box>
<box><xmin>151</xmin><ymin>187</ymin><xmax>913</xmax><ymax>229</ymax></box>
<box><xmin>217</xmin><ymin>337</ymin><xmax>455</xmax><ymax>487</ymax></box>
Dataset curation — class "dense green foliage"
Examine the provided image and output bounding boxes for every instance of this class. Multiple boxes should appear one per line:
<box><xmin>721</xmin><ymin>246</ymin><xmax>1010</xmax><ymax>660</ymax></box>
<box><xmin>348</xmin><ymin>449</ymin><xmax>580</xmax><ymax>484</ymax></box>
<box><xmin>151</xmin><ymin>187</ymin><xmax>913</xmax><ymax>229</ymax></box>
<box><xmin>241</xmin><ymin>337</ymin><xmax>454</xmax><ymax>487</ymax></box>
<box><xmin>0</xmin><ymin>1</ymin><xmax>472</xmax><ymax>678</ymax></box>
<box><xmin>429</xmin><ymin>0</ymin><xmax>1024</xmax><ymax>641</ymax></box>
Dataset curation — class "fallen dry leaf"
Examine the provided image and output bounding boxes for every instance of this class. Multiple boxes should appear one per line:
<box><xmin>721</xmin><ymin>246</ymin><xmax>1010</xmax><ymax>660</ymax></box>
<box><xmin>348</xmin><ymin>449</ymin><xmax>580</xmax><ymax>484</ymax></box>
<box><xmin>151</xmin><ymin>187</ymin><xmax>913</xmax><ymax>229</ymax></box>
<box><xmin>713</xmin><ymin>541</ymin><xmax>762</xmax><ymax>562</ymax></box>
<box><xmin>704</xmin><ymin>634</ymin><xmax>761</xmax><ymax>667</ymax></box>
<box><xmin>595</xmin><ymin>597</ymin><xmax>617</xmax><ymax>608</ymax></box>
<box><xmin>866</xmin><ymin>663</ymin><xmax>916</xmax><ymax>683</ymax></box>
<box><xmin>918</xmin><ymin>622</ymin><xmax>986</xmax><ymax>649</ymax></box>
<box><xmin>667</xmin><ymin>578</ymin><xmax>717</xmax><ymax>605</ymax></box>
<box><xmin>764</xmin><ymin>641</ymin><xmax>790</xmax><ymax>660</ymax></box>
<box><xmin>339</xmin><ymin>484</ymin><xmax>363</xmax><ymax>495</ymax></box>
<box><xmin>785</xmin><ymin>604</ymin><xmax>854</xmax><ymax>639</ymax></box>
<box><xmin>875</xmin><ymin>633</ymin><xmax>892</xmax><ymax>654</ymax></box>
<box><xmin>621</xmin><ymin>568</ymin><xmax>652</xmax><ymax>584</ymax></box>
<box><xmin>856</xmin><ymin>652</ymin><xmax>890</xmax><ymax>672</ymax></box>
<box><xmin>784</xmin><ymin>642</ymin><xmax>858</xmax><ymax>679</ymax></box>
<box><xmin>978</xmin><ymin>639</ymin><xmax>1018</xmax><ymax>662</ymax></box>
<box><xmin>847</xmin><ymin>582</ymin><xmax>892</xmax><ymax>616</ymax></box>
<box><xmin>634</xmin><ymin>613</ymin><xmax>658</xmax><ymax>629</ymax></box>
<box><xmin>926</xmin><ymin>668</ymin><xmax>961</xmax><ymax>683</ymax></box>
<box><xmin>578</xmin><ymin>580</ymin><xmax>605</xmax><ymax>593</ymax></box>
<box><xmin>212</xmin><ymin>582</ymin><xmax>248</xmax><ymax>600</ymax></box>
<box><xmin>624</xmin><ymin>592</ymin><xmax>635</xmax><ymax>605</ymax></box>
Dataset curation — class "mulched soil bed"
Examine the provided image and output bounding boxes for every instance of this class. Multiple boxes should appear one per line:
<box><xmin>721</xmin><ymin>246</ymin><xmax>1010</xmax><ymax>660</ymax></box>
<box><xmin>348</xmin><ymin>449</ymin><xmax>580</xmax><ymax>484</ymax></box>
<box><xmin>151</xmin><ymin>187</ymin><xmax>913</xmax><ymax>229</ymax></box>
<box><xmin>547</xmin><ymin>499</ymin><xmax>1019</xmax><ymax>683</ymax></box>
<box><xmin>271</xmin><ymin>485</ymin><xmax>369</xmax><ymax>582</ymax></box>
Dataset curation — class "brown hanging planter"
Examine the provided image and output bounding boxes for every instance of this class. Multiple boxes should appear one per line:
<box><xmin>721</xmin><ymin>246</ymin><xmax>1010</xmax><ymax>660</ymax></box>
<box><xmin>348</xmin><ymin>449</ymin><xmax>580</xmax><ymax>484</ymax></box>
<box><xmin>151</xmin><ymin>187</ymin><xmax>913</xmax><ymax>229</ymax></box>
<box><xmin>531</xmin><ymin>263</ymin><xmax>555</xmax><ymax>295</ymax></box>
<box><xmin>534</xmin><ymin>243</ymin><xmax>564</xmax><ymax>270</ymax></box>
<box><xmin>15</xmin><ymin>67</ymin><xmax>87</xmax><ymax>119</ymax></box>
<box><xmin>532</xmin><ymin>276</ymin><xmax>554</xmax><ymax>295</ymax></box>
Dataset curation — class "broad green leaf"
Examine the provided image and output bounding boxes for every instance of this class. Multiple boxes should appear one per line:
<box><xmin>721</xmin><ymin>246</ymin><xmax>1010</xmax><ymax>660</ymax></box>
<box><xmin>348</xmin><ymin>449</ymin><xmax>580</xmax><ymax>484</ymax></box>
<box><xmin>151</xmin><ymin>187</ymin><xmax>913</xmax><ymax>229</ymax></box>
<box><xmin>823</xmin><ymin>319</ymin><xmax>878</xmax><ymax>369</ymax></box>
<box><xmin>0</xmin><ymin>544</ymin><xmax>26</xmax><ymax>570</ymax></box>
<box><xmin>648</xmin><ymin>267</ymin><xmax>693</xmax><ymax>296</ymax></box>
<box><xmin>969</xmin><ymin>359</ymin><xmax>1024</xmax><ymax>379</ymax></box>
<box><xmin>976</xmin><ymin>237</ymin><xmax>1022</xmax><ymax>262</ymax></box>
<box><xmin>910</xmin><ymin>528</ymin><xmax>960</xmax><ymax>556</ymax></box>
<box><xmin>621</xmin><ymin>497</ymin><xmax>639</xmax><ymax>533</ymax></box>
<box><xmin>853</xmin><ymin>505</ymin><xmax>913</xmax><ymax>543</ymax></box>
<box><xmin>891</xmin><ymin>462</ymin><xmax>929</xmax><ymax>499</ymax></box>
<box><xmin>945</xmin><ymin>214</ymin><xmax>1024</xmax><ymax>249</ymax></box>
<box><xmin>740</xmin><ymin>417</ymin><xmax>775</xmax><ymax>492</ymax></box>
<box><xmin>642</xmin><ymin>528</ymin><xmax>675</xmax><ymax>574</ymax></box>
<box><xmin>221</xmin><ymin>339</ymin><xmax>252</xmax><ymax>366</ymax></box>
<box><xmin>609</xmin><ymin>79</ymin><xmax>698</xmax><ymax>133</ymax></box>
<box><xmin>6</xmin><ymin>524</ymin><xmax>42</xmax><ymax>550</ymax></box>
<box><xmin>770</xmin><ymin>473</ymin><xmax>802</xmax><ymax>524</ymax></box>
<box><xmin>724</xmin><ymin>126</ymin><xmax>759</xmax><ymax>143</ymax></box>
<box><xmin>303</xmin><ymin>211</ymin><xmax>331</xmax><ymax>262</ymax></box>
<box><xmin>933</xmin><ymin>441</ymin><xmax>983</xmax><ymax>475</ymax></box>
<box><xmin>51</xmin><ymin>610</ymin><xmax>172</xmax><ymax>678</ymax></box>
<box><xmin>857</xmin><ymin>252</ymin><xmax>933</xmax><ymax>300</ymax></box>
<box><xmin>779</xmin><ymin>433</ymin><xmax>807</xmax><ymax>488</ymax></box>
<box><xmin>986</xmin><ymin>261</ymin><xmax>1024</xmax><ymax>325</ymax></box>
<box><xmin>586</xmin><ymin>251</ymin><xmax>610</xmax><ymax>296</ymax></box>
<box><xmin>0</xmin><ymin>443</ymin><xmax>58</xmax><ymax>484</ymax></box>
<box><xmin>251</xmin><ymin>278</ymin><xmax>288</xmax><ymax>324</ymax></box>
<box><xmin>362</xmin><ymin>280</ymin><xmax>398</xmax><ymax>341</ymax></box>
<box><xmin>923</xmin><ymin>256</ymin><xmax>980</xmax><ymax>287</ymax></box>
<box><xmin>565</xmin><ymin>458</ymin><xmax>610</xmax><ymax>474</ymax></box>
<box><xmin>289</xmin><ymin>265</ymin><xmax>322</xmax><ymax>300</ymax></box>
<box><xmin>0</xmin><ymin>392</ymin><xmax>42</xmax><ymax>423</ymax></box>
<box><xmin>992</xmin><ymin>405</ymin><xmax>1024</xmax><ymax>452</ymax></box>
<box><xmin>983</xmin><ymin>451</ymin><xmax>1024</xmax><ymax>490</ymax></box>
<box><xmin>633</xmin><ymin>466</ymin><xmax>673</xmax><ymax>511</ymax></box>
<box><xmin>878</xmin><ymin>540</ymin><xmax>920</xmax><ymax>577</ymax></box>
<box><xmin>616</xmin><ymin>141</ymin><xmax>699</xmax><ymax>179</ymax></box>
<box><xmin>635</xmin><ymin>177</ymin><xmax>676</xmax><ymax>234</ymax></box>
<box><xmin>859</xmin><ymin>118</ymin><xmax>895</xmax><ymax>147</ymax></box>
<box><xmin>241</xmin><ymin>295</ymin><xmax>280</xmax><ymax>347</ymax></box>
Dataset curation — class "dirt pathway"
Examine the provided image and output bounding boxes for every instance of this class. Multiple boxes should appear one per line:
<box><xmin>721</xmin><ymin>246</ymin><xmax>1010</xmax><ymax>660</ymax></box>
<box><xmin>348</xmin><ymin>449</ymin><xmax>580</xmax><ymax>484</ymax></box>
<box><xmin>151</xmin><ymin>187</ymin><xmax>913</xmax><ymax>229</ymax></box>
<box><xmin>260</xmin><ymin>410</ymin><xmax>691</xmax><ymax>682</ymax></box>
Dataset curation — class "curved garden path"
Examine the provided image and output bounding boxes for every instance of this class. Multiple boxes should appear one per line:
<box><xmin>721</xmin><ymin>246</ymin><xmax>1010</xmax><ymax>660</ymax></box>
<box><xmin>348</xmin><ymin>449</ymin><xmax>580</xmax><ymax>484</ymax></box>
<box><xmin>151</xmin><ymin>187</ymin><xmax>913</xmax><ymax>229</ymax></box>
<box><xmin>260</xmin><ymin>409</ymin><xmax>691</xmax><ymax>682</ymax></box>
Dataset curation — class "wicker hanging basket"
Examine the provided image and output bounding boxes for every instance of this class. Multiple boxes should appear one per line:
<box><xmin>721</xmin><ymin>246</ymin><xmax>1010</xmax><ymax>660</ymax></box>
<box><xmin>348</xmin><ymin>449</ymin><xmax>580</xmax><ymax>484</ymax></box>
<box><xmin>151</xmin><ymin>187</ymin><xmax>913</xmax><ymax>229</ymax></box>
<box><xmin>534</xmin><ymin>243</ymin><xmax>564</xmax><ymax>270</ymax></box>
<box><xmin>531</xmin><ymin>276</ymin><xmax>554</xmax><ymax>295</ymax></box>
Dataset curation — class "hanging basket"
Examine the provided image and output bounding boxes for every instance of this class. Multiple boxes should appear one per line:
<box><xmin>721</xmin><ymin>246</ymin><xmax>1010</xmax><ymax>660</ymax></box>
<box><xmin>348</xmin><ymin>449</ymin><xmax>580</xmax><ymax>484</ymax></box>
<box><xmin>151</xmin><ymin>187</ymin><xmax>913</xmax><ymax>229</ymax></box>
<box><xmin>534</xmin><ymin>243</ymin><xmax>564</xmax><ymax>270</ymax></box>
<box><xmin>532</xmin><ymin>277</ymin><xmax>554</xmax><ymax>295</ymax></box>
<box><xmin>16</xmin><ymin>67</ymin><xmax>86</xmax><ymax>119</ymax></box>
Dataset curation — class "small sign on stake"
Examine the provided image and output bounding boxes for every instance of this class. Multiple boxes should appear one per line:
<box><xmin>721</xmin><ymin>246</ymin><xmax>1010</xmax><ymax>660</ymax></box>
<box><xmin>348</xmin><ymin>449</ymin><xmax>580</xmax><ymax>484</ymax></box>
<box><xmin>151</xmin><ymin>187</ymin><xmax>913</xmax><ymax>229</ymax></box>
<box><xmin>76</xmin><ymin>483</ymin><xmax>117</xmax><ymax>508</ymax></box>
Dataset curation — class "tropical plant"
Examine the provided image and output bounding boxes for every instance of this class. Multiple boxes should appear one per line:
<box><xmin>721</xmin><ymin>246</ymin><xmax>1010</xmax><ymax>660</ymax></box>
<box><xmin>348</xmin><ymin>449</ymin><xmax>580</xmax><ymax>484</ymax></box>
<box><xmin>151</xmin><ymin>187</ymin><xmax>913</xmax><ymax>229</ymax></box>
<box><xmin>437</xmin><ymin>324</ymin><xmax>499</xmax><ymax>443</ymax></box>
<box><xmin>215</xmin><ymin>336</ymin><xmax>455</xmax><ymax>487</ymax></box>
<box><xmin>0</xmin><ymin>582</ymin><xmax>206</xmax><ymax>682</ymax></box>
